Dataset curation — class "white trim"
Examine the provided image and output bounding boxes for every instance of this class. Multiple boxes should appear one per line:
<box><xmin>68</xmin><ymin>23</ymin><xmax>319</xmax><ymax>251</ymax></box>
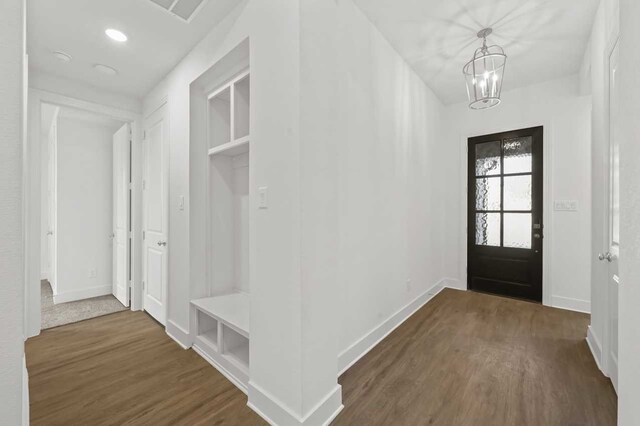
<box><xmin>22</xmin><ymin>355</ymin><xmax>29</xmax><ymax>426</ymax></box>
<box><xmin>52</xmin><ymin>285</ymin><xmax>111</xmax><ymax>304</ymax></box>
<box><xmin>458</xmin><ymin>121</ymin><xmax>553</xmax><ymax>306</ymax></box>
<box><xmin>40</xmin><ymin>272</ymin><xmax>48</xmax><ymax>281</ymax></box>
<box><xmin>248</xmin><ymin>382</ymin><xmax>343</xmax><ymax>426</ymax></box>
<box><xmin>166</xmin><ymin>319</ymin><xmax>193</xmax><ymax>349</ymax></box>
<box><xmin>587</xmin><ymin>325</ymin><xmax>603</xmax><ymax>373</ymax></box>
<box><xmin>25</xmin><ymin>88</ymin><xmax>143</xmax><ymax>337</ymax></box>
<box><xmin>338</xmin><ymin>278</ymin><xmax>449</xmax><ymax>375</ymax></box>
<box><xmin>551</xmin><ymin>295</ymin><xmax>591</xmax><ymax>314</ymax></box>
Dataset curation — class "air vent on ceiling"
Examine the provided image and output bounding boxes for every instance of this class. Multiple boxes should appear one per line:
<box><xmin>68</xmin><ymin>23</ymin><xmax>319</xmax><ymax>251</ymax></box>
<box><xmin>149</xmin><ymin>0</ymin><xmax>209</xmax><ymax>22</ymax></box>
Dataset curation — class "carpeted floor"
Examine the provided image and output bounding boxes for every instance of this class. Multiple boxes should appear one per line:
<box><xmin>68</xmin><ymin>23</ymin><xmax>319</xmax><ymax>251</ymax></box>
<box><xmin>41</xmin><ymin>280</ymin><xmax>128</xmax><ymax>329</ymax></box>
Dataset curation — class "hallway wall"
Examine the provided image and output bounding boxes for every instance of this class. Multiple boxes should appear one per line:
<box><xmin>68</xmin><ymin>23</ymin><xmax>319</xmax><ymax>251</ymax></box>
<box><xmin>442</xmin><ymin>75</ymin><xmax>593</xmax><ymax>312</ymax></box>
<box><xmin>332</xmin><ymin>0</ymin><xmax>446</xmax><ymax>370</ymax></box>
<box><xmin>618</xmin><ymin>0</ymin><xmax>640</xmax><ymax>421</ymax></box>
<box><xmin>0</xmin><ymin>0</ymin><xmax>25</xmax><ymax>423</ymax></box>
<box><xmin>55</xmin><ymin>116</ymin><xmax>116</xmax><ymax>303</ymax></box>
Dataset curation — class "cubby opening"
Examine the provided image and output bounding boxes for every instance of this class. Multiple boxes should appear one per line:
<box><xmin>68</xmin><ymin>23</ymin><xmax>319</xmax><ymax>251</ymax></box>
<box><xmin>234</xmin><ymin>74</ymin><xmax>250</xmax><ymax>140</ymax></box>
<box><xmin>222</xmin><ymin>324</ymin><xmax>250</xmax><ymax>373</ymax></box>
<box><xmin>208</xmin><ymin>86</ymin><xmax>231</xmax><ymax>149</ymax></box>
<box><xmin>209</xmin><ymin>150</ymin><xmax>249</xmax><ymax>294</ymax></box>
<box><xmin>197</xmin><ymin>311</ymin><xmax>219</xmax><ymax>350</ymax></box>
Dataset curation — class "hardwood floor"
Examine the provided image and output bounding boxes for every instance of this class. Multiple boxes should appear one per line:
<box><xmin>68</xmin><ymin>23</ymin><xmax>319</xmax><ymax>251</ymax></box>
<box><xmin>334</xmin><ymin>289</ymin><xmax>617</xmax><ymax>426</ymax></box>
<box><xmin>26</xmin><ymin>289</ymin><xmax>616</xmax><ymax>425</ymax></box>
<box><xmin>26</xmin><ymin>311</ymin><xmax>264</xmax><ymax>426</ymax></box>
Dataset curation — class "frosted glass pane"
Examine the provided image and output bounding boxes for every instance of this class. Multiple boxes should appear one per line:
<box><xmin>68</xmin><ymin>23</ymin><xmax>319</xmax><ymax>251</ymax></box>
<box><xmin>504</xmin><ymin>137</ymin><xmax>532</xmax><ymax>174</ymax></box>
<box><xmin>475</xmin><ymin>141</ymin><xmax>501</xmax><ymax>176</ymax></box>
<box><xmin>476</xmin><ymin>213</ymin><xmax>500</xmax><ymax>246</ymax></box>
<box><xmin>504</xmin><ymin>213</ymin><xmax>532</xmax><ymax>249</ymax></box>
<box><xmin>504</xmin><ymin>175</ymin><xmax>532</xmax><ymax>211</ymax></box>
<box><xmin>475</xmin><ymin>177</ymin><xmax>500</xmax><ymax>210</ymax></box>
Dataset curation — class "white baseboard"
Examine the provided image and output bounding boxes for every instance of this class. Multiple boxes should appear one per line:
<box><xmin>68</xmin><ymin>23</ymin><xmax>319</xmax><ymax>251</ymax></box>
<box><xmin>248</xmin><ymin>382</ymin><xmax>343</xmax><ymax>426</ymax></box>
<box><xmin>586</xmin><ymin>325</ymin><xmax>603</xmax><ymax>372</ymax></box>
<box><xmin>166</xmin><ymin>320</ymin><xmax>192</xmax><ymax>349</ymax></box>
<box><xmin>53</xmin><ymin>285</ymin><xmax>111</xmax><ymax>304</ymax></box>
<box><xmin>443</xmin><ymin>277</ymin><xmax>464</xmax><ymax>290</ymax></box>
<box><xmin>337</xmin><ymin>278</ymin><xmax>449</xmax><ymax>375</ymax></box>
<box><xmin>22</xmin><ymin>355</ymin><xmax>29</xmax><ymax>426</ymax></box>
<box><xmin>551</xmin><ymin>295</ymin><xmax>591</xmax><ymax>314</ymax></box>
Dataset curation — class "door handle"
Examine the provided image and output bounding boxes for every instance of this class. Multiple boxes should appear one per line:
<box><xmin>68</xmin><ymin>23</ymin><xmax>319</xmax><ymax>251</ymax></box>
<box><xmin>598</xmin><ymin>252</ymin><xmax>613</xmax><ymax>262</ymax></box>
<box><xmin>157</xmin><ymin>241</ymin><xmax>167</xmax><ymax>247</ymax></box>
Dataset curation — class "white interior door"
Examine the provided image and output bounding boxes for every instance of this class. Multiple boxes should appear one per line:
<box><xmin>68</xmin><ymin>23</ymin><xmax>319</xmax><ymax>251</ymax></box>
<box><xmin>113</xmin><ymin>123</ymin><xmax>131</xmax><ymax>306</ymax></box>
<box><xmin>601</xmin><ymin>39</ymin><xmax>620</xmax><ymax>393</ymax></box>
<box><xmin>48</xmin><ymin>122</ymin><xmax>57</xmax><ymax>293</ymax></box>
<box><xmin>142</xmin><ymin>105</ymin><xmax>168</xmax><ymax>325</ymax></box>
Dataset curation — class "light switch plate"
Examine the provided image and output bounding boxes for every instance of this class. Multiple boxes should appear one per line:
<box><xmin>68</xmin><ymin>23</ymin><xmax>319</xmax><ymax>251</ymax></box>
<box><xmin>259</xmin><ymin>187</ymin><xmax>268</xmax><ymax>209</ymax></box>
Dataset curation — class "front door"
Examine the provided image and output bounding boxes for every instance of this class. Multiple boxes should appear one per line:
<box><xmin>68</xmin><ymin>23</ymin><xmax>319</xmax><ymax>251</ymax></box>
<box><xmin>467</xmin><ymin>126</ymin><xmax>544</xmax><ymax>302</ymax></box>
<box><xmin>142</xmin><ymin>105</ymin><xmax>168</xmax><ymax>325</ymax></box>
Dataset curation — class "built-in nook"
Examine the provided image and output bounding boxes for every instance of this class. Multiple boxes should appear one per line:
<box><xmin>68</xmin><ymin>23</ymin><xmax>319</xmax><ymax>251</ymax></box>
<box><xmin>189</xmin><ymin>39</ymin><xmax>251</xmax><ymax>392</ymax></box>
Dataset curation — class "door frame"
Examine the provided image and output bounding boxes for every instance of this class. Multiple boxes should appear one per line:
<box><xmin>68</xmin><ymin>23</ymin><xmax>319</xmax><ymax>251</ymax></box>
<box><xmin>141</xmin><ymin>100</ymin><xmax>169</xmax><ymax>325</ymax></box>
<box><xmin>458</xmin><ymin>121</ymin><xmax>553</xmax><ymax>307</ymax></box>
<box><xmin>25</xmin><ymin>89</ymin><xmax>143</xmax><ymax>337</ymax></box>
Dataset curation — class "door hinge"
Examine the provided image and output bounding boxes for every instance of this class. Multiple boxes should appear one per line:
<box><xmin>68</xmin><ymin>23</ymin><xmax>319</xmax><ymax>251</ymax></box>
<box><xmin>129</xmin><ymin>182</ymin><xmax>133</xmax><ymax>190</ymax></box>
<box><xmin>142</xmin><ymin>180</ymin><xmax>146</xmax><ymax>190</ymax></box>
<box><xmin>142</xmin><ymin>230</ymin><xmax>146</xmax><ymax>240</ymax></box>
<box><xmin>143</xmin><ymin>130</ymin><xmax>146</xmax><ymax>140</ymax></box>
<box><xmin>142</xmin><ymin>281</ymin><xmax>145</xmax><ymax>291</ymax></box>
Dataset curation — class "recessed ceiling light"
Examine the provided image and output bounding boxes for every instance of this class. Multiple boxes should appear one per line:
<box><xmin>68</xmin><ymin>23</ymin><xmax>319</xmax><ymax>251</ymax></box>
<box><xmin>105</xmin><ymin>28</ymin><xmax>128</xmax><ymax>42</ymax></box>
<box><xmin>93</xmin><ymin>64</ymin><xmax>119</xmax><ymax>76</ymax></box>
<box><xmin>53</xmin><ymin>51</ymin><xmax>72</xmax><ymax>63</ymax></box>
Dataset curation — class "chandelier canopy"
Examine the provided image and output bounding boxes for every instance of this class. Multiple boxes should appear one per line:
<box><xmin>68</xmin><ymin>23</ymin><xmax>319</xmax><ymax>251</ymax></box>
<box><xmin>463</xmin><ymin>28</ymin><xmax>507</xmax><ymax>110</ymax></box>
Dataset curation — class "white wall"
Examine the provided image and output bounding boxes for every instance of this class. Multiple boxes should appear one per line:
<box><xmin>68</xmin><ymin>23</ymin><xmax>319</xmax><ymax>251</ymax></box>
<box><xmin>618</xmin><ymin>0</ymin><xmax>640</xmax><ymax>422</ymax></box>
<box><xmin>0</xmin><ymin>0</ymin><xmax>25</xmax><ymax>423</ymax></box>
<box><xmin>331</xmin><ymin>0</ymin><xmax>446</xmax><ymax>368</ymax></box>
<box><xmin>30</xmin><ymin>70</ymin><xmax>142</xmax><ymax>114</ymax></box>
<box><xmin>55</xmin><ymin>116</ymin><xmax>116</xmax><ymax>302</ymax></box>
<box><xmin>442</xmin><ymin>76</ymin><xmax>593</xmax><ymax>312</ymax></box>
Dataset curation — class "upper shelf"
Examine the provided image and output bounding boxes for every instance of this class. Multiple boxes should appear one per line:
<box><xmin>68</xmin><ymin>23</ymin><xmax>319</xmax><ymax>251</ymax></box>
<box><xmin>191</xmin><ymin>292</ymin><xmax>250</xmax><ymax>337</ymax></box>
<box><xmin>208</xmin><ymin>135</ymin><xmax>249</xmax><ymax>157</ymax></box>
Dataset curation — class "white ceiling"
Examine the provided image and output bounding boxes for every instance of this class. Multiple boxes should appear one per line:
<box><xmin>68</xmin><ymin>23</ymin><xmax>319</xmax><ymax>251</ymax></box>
<box><xmin>353</xmin><ymin>0</ymin><xmax>600</xmax><ymax>105</ymax></box>
<box><xmin>27</xmin><ymin>0</ymin><xmax>240</xmax><ymax>100</ymax></box>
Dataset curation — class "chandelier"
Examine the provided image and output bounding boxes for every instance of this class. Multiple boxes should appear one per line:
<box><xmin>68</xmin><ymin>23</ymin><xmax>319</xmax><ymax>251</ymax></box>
<box><xmin>463</xmin><ymin>28</ymin><xmax>507</xmax><ymax>110</ymax></box>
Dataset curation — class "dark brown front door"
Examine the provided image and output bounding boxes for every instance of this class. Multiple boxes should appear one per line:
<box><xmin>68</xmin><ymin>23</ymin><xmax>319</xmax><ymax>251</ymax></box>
<box><xmin>467</xmin><ymin>126</ymin><xmax>543</xmax><ymax>302</ymax></box>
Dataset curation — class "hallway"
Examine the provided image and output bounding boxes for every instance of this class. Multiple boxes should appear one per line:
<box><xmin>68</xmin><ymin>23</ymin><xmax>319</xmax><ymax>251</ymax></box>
<box><xmin>26</xmin><ymin>289</ymin><xmax>616</xmax><ymax>425</ymax></box>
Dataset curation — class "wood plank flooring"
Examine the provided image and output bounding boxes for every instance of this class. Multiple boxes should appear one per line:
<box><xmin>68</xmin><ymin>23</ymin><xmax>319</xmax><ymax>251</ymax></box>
<box><xmin>334</xmin><ymin>289</ymin><xmax>617</xmax><ymax>425</ymax></box>
<box><xmin>27</xmin><ymin>289</ymin><xmax>616</xmax><ymax>425</ymax></box>
<box><xmin>26</xmin><ymin>311</ymin><xmax>264</xmax><ymax>426</ymax></box>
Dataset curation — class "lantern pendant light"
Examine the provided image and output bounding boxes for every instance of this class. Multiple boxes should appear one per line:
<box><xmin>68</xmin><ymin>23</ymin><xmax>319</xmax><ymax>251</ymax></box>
<box><xmin>463</xmin><ymin>28</ymin><xmax>507</xmax><ymax>110</ymax></box>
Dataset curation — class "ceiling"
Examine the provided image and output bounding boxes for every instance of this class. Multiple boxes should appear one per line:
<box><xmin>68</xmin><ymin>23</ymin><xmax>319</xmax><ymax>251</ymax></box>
<box><xmin>353</xmin><ymin>0</ymin><xmax>600</xmax><ymax>105</ymax></box>
<box><xmin>27</xmin><ymin>0</ymin><xmax>240</xmax><ymax>100</ymax></box>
